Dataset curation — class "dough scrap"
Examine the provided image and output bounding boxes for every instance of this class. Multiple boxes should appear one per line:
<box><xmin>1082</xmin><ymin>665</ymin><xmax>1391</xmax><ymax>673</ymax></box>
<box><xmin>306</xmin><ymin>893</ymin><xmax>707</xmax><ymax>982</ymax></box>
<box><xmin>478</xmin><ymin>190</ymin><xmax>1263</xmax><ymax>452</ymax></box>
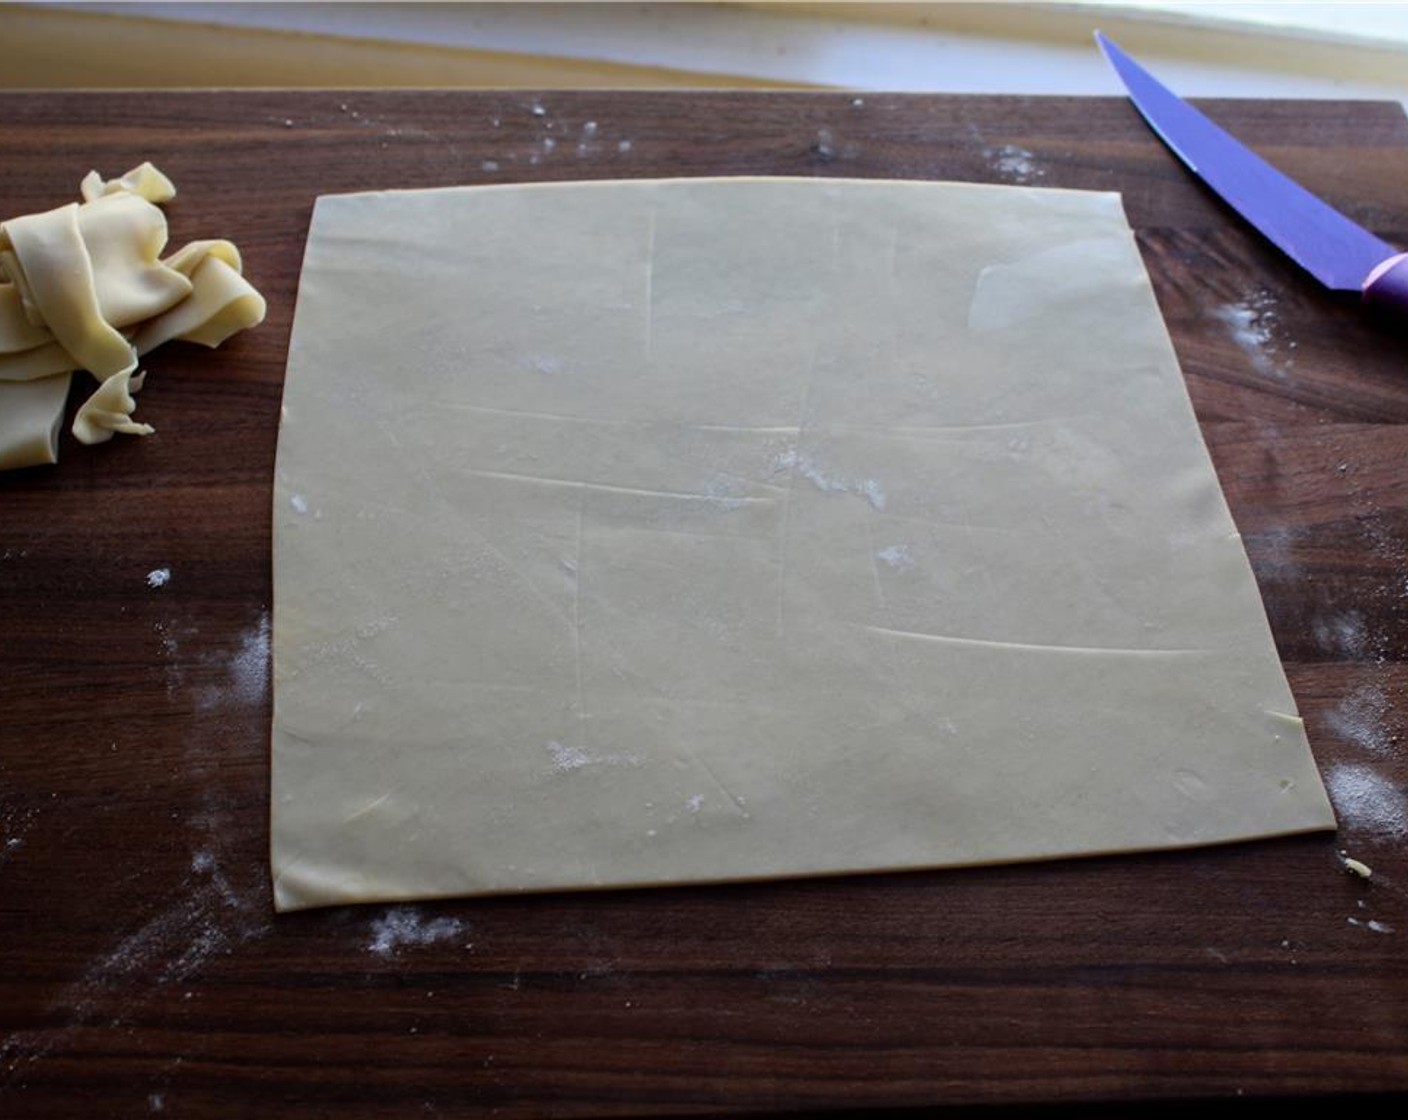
<box><xmin>2</xmin><ymin>201</ymin><xmax>137</xmax><ymax>376</ymax></box>
<box><xmin>270</xmin><ymin>177</ymin><xmax>1336</xmax><ymax>912</ymax></box>
<box><xmin>80</xmin><ymin>161</ymin><xmax>176</xmax><ymax>205</ymax></box>
<box><xmin>72</xmin><ymin>369</ymin><xmax>152</xmax><ymax>445</ymax></box>
<box><xmin>0</xmin><ymin>163</ymin><xmax>266</xmax><ymax>467</ymax></box>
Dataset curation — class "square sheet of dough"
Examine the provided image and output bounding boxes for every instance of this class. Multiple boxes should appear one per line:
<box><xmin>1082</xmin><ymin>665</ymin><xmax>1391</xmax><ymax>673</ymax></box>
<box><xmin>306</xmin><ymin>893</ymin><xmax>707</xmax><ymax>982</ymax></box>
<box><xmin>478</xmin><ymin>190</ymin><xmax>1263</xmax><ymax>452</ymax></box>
<box><xmin>271</xmin><ymin>177</ymin><xmax>1335</xmax><ymax>912</ymax></box>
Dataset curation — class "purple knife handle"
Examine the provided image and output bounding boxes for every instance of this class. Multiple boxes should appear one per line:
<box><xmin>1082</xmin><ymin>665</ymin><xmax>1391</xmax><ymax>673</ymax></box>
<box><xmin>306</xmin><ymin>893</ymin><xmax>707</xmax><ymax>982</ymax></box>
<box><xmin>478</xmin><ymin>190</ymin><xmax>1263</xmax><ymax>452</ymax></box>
<box><xmin>1363</xmin><ymin>252</ymin><xmax>1408</xmax><ymax>316</ymax></box>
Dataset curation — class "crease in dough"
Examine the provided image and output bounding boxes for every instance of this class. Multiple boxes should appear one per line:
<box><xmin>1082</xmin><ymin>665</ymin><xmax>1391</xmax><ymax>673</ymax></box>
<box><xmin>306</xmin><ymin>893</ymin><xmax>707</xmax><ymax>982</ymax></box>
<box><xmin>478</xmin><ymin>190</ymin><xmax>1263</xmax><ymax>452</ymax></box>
<box><xmin>0</xmin><ymin>163</ymin><xmax>266</xmax><ymax>470</ymax></box>
<box><xmin>863</xmin><ymin>624</ymin><xmax>1212</xmax><ymax>657</ymax></box>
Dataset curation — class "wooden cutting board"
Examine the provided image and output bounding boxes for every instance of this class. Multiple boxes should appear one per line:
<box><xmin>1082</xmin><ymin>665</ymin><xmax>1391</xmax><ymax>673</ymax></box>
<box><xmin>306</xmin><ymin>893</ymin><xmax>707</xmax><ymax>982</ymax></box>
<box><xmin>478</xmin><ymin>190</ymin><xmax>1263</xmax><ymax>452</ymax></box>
<box><xmin>2</xmin><ymin>91</ymin><xmax>1406</xmax><ymax>1118</ymax></box>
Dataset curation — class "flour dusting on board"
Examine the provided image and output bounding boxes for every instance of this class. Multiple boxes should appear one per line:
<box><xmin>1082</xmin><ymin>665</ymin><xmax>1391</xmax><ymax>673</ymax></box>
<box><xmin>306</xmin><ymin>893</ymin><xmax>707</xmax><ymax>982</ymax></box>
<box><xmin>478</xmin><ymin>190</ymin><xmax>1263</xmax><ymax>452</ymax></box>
<box><xmin>1325</xmin><ymin>763</ymin><xmax>1408</xmax><ymax>838</ymax></box>
<box><xmin>1215</xmin><ymin>290</ymin><xmax>1291</xmax><ymax>378</ymax></box>
<box><xmin>0</xmin><ymin>802</ymin><xmax>36</xmax><ymax>868</ymax></box>
<box><xmin>2</xmin><ymin>602</ymin><xmax>278</xmax><ymax>1078</ymax></box>
<box><xmin>1247</xmin><ymin>525</ymin><xmax>1304</xmax><ymax>584</ymax></box>
<box><xmin>153</xmin><ymin>619</ymin><xmax>194</xmax><ymax>699</ymax></box>
<box><xmin>1313</xmin><ymin>611</ymin><xmax>1369</xmax><ymax>659</ymax></box>
<box><xmin>367</xmin><ymin>907</ymin><xmax>466</xmax><ymax>957</ymax></box>
<box><xmin>230</xmin><ymin>614</ymin><xmax>271</xmax><ymax>709</ymax></box>
<box><xmin>189</xmin><ymin>612</ymin><xmax>271</xmax><ymax>714</ymax></box>
<box><xmin>146</xmin><ymin>567</ymin><xmax>171</xmax><ymax>589</ymax></box>
<box><xmin>1326</xmin><ymin>683</ymin><xmax>1397</xmax><ymax>758</ymax></box>
<box><xmin>987</xmin><ymin>144</ymin><xmax>1044</xmax><ymax>184</ymax></box>
<box><xmin>0</xmin><ymin>845</ymin><xmax>266</xmax><ymax>1078</ymax></box>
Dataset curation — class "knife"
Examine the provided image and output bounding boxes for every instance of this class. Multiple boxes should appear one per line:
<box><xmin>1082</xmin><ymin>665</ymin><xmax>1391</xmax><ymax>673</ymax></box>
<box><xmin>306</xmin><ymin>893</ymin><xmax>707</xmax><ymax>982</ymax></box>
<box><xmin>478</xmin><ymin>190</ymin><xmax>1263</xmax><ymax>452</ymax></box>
<box><xmin>1095</xmin><ymin>31</ymin><xmax>1408</xmax><ymax>317</ymax></box>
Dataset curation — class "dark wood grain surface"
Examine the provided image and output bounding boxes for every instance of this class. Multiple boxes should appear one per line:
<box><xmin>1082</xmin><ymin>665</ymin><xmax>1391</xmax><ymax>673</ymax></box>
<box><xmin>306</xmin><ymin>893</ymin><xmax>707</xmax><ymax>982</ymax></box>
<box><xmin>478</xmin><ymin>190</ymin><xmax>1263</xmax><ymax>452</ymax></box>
<box><xmin>2</xmin><ymin>91</ymin><xmax>1406</xmax><ymax>1118</ymax></box>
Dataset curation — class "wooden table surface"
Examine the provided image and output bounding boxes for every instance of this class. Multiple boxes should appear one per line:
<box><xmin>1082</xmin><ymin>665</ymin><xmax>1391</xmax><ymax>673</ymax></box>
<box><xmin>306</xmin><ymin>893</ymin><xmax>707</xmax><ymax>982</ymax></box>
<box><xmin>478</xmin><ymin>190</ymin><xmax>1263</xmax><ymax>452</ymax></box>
<box><xmin>2</xmin><ymin>91</ymin><xmax>1406</xmax><ymax>1118</ymax></box>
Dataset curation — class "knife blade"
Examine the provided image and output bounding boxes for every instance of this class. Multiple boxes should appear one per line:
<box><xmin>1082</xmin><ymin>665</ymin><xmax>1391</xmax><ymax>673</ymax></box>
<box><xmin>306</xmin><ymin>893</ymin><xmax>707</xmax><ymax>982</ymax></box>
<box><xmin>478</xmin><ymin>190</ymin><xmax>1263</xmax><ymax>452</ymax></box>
<box><xmin>1095</xmin><ymin>31</ymin><xmax>1408</xmax><ymax>316</ymax></box>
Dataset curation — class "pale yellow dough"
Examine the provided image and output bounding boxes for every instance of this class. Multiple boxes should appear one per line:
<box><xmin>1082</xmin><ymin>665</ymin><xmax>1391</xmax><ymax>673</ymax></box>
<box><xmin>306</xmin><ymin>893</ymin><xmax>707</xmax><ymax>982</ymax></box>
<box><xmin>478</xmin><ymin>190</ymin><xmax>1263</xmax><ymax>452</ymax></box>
<box><xmin>0</xmin><ymin>163</ymin><xmax>266</xmax><ymax>469</ymax></box>
<box><xmin>72</xmin><ymin>369</ymin><xmax>152</xmax><ymax>445</ymax></box>
<box><xmin>271</xmin><ymin>177</ymin><xmax>1336</xmax><ymax>912</ymax></box>
<box><xmin>0</xmin><ymin>372</ymin><xmax>70</xmax><ymax>470</ymax></box>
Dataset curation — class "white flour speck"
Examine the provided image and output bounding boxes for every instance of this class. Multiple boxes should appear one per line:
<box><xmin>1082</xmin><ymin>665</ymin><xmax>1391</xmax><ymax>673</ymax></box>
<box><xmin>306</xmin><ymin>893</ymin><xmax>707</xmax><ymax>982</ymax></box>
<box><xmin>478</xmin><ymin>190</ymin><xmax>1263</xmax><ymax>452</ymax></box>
<box><xmin>149</xmin><ymin>1092</ymin><xmax>165</xmax><ymax>1112</ymax></box>
<box><xmin>1216</xmin><ymin>304</ymin><xmax>1270</xmax><ymax>370</ymax></box>
<box><xmin>851</xmin><ymin>96</ymin><xmax>865</xmax><ymax>107</ymax></box>
<box><xmin>189</xmin><ymin>847</ymin><xmax>246</xmax><ymax>914</ymax></box>
<box><xmin>775</xmin><ymin>449</ymin><xmax>886</xmax><ymax>511</ymax></box>
<box><xmin>1326</xmin><ymin>763</ymin><xmax>1408</xmax><ymax>838</ymax></box>
<box><xmin>582</xmin><ymin>120</ymin><xmax>598</xmax><ymax>137</ymax></box>
<box><xmin>1</xmin><ymin>831</ymin><xmax>25</xmax><ymax>871</ymax></box>
<box><xmin>367</xmin><ymin>907</ymin><xmax>465</xmax><ymax>957</ymax></box>
<box><xmin>531</xmin><ymin>100</ymin><xmax>546</xmax><ymax>117</ymax></box>
<box><xmin>876</xmin><ymin>545</ymin><xmax>915</xmax><ymax>571</ymax></box>
<box><xmin>988</xmin><ymin>144</ymin><xmax>1043</xmax><ymax>184</ymax></box>
<box><xmin>146</xmin><ymin>568</ymin><xmax>171</xmax><ymax>589</ymax></box>
<box><xmin>1348</xmin><ymin>917</ymin><xmax>1395</xmax><ymax>935</ymax></box>
<box><xmin>1215</xmin><ymin>290</ymin><xmax>1289</xmax><ymax>377</ymax></box>
<box><xmin>290</xmin><ymin>493</ymin><xmax>309</xmax><ymax>515</ymax></box>
<box><xmin>546</xmin><ymin>741</ymin><xmax>639</xmax><ymax>773</ymax></box>
<box><xmin>686</xmin><ymin>793</ymin><xmax>705</xmax><ymax>813</ymax></box>
<box><xmin>481</xmin><ymin>159</ymin><xmax>499</xmax><ymax>172</ymax></box>
<box><xmin>703</xmin><ymin>475</ymin><xmax>748</xmax><ymax>511</ymax></box>
<box><xmin>618</xmin><ymin>139</ymin><xmax>632</xmax><ymax>153</ymax></box>
<box><xmin>542</xmin><ymin>137</ymin><xmax>556</xmax><ymax>152</ymax></box>
<box><xmin>547</xmin><ymin>741</ymin><xmax>593</xmax><ymax>772</ymax></box>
